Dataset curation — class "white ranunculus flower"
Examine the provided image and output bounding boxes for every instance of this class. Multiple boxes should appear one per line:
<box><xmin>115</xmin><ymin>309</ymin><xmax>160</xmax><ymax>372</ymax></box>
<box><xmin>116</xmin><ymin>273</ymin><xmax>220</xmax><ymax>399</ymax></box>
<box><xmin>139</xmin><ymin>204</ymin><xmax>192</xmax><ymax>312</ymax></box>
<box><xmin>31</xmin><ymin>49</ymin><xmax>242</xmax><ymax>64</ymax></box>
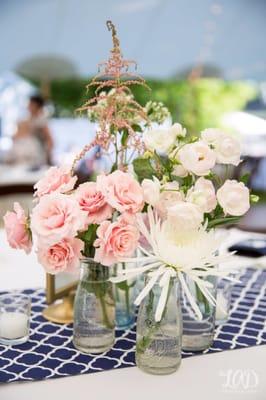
<box><xmin>172</xmin><ymin>164</ymin><xmax>188</xmax><ymax>178</ymax></box>
<box><xmin>165</xmin><ymin>201</ymin><xmax>203</xmax><ymax>232</ymax></box>
<box><xmin>178</xmin><ymin>141</ymin><xmax>216</xmax><ymax>176</ymax></box>
<box><xmin>187</xmin><ymin>177</ymin><xmax>217</xmax><ymax>213</ymax></box>
<box><xmin>217</xmin><ymin>180</ymin><xmax>250</xmax><ymax>216</ymax></box>
<box><xmin>169</xmin><ymin>123</ymin><xmax>187</xmax><ymax>138</ymax></box>
<box><xmin>155</xmin><ymin>181</ymin><xmax>183</xmax><ymax>218</ymax></box>
<box><xmin>201</xmin><ymin>128</ymin><xmax>241</xmax><ymax>166</ymax></box>
<box><xmin>141</xmin><ymin>177</ymin><xmax>161</xmax><ymax>206</ymax></box>
<box><xmin>143</xmin><ymin>127</ymin><xmax>177</xmax><ymax>154</ymax></box>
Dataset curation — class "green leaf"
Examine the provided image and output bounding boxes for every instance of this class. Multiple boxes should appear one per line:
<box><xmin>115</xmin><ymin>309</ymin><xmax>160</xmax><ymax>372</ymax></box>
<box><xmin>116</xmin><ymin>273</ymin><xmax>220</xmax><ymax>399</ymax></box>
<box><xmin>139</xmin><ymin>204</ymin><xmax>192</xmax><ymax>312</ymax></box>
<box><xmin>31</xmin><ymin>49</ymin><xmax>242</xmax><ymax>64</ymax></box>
<box><xmin>240</xmin><ymin>173</ymin><xmax>250</xmax><ymax>185</ymax></box>
<box><xmin>121</xmin><ymin>129</ymin><xmax>129</xmax><ymax>146</ymax></box>
<box><xmin>207</xmin><ymin>216</ymin><xmax>240</xmax><ymax>229</ymax></box>
<box><xmin>131</xmin><ymin>124</ymin><xmax>142</xmax><ymax>132</ymax></box>
<box><xmin>78</xmin><ymin>224</ymin><xmax>98</xmax><ymax>245</ymax></box>
<box><xmin>133</xmin><ymin>157</ymin><xmax>157</xmax><ymax>182</ymax></box>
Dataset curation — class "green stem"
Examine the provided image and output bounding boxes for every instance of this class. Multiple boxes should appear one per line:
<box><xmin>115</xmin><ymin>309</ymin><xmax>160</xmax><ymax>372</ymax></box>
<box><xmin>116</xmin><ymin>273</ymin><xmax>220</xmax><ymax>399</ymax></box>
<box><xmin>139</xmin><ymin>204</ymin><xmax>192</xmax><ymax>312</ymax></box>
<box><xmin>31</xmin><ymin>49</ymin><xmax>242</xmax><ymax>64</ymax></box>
<box><xmin>136</xmin><ymin>280</ymin><xmax>173</xmax><ymax>354</ymax></box>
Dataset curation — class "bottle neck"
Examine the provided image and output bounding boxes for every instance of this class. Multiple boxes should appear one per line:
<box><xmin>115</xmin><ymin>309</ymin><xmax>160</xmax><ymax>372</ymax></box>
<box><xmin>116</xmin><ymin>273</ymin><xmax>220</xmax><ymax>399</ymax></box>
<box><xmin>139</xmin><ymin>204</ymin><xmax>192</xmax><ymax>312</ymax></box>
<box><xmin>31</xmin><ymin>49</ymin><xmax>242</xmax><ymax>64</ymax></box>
<box><xmin>80</xmin><ymin>258</ymin><xmax>110</xmax><ymax>282</ymax></box>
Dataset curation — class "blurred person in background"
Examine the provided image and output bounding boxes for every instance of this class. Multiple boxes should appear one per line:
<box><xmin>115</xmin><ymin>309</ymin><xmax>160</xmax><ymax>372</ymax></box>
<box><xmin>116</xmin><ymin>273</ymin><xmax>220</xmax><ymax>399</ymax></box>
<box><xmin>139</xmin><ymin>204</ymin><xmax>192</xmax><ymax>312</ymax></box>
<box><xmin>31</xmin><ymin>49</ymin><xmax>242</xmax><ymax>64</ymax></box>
<box><xmin>8</xmin><ymin>95</ymin><xmax>53</xmax><ymax>168</ymax></box>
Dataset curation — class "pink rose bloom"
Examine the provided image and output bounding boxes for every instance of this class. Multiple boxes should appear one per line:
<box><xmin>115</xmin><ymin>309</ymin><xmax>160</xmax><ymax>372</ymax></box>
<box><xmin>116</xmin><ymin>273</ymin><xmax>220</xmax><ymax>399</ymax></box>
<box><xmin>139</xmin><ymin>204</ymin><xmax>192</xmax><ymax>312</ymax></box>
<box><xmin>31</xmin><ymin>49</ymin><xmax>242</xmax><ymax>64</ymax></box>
<box><xmin>31</xmin><ymin>193</ymin><xmax>86</xmax><ymax>245</ymax></box>
<box><xmin>37</xmin><ymin>237</ymin><xmax>83</xmax><ymax>274</ymax></box>
<box><xmin>217</xmin><ymin>180</ymin><xmax>250</xmax><ymax>216</ymax></box>
<box><xmin>75</xmin><ymin>182</ymin><xmax>113</xmax><ymax>224</ymax></box>
<box><xmin>187</xmin><ymin>177</ymin><xmax>217</xmax><ymax>213</ymax></box>
<box><xmin>97</xmin><ymin>170</ymin><xmax>144</xmax><ymax>214</ymax></box>
<box><xmin>34</xmin><ymin>165</ymin><xmax>77</xmax><ymax>198</ymax></box>
<box><xmin>178</xmin><ymin>141</ymin><xmax>216</xmax><ymax>176</ymax></box>
<box><xmin>94</xmin><ymin>215</ymin><xmax>140</xmax><ymax>266</ymax></box>
<box><xmin>3</xmin><ymin>202</ymin><xmax>32</xmax><ymax>254</ymax></box>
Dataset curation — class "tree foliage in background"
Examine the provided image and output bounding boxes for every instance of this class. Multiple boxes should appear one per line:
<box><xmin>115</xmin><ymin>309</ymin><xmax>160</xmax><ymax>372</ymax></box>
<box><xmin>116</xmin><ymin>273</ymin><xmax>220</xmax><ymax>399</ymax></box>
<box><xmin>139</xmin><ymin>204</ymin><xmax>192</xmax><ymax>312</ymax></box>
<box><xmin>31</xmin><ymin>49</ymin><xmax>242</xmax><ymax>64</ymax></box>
<box><xmin>43</xmin><ymin>78</ymin><xmax>256</xmax><ymax>133</ymax></box>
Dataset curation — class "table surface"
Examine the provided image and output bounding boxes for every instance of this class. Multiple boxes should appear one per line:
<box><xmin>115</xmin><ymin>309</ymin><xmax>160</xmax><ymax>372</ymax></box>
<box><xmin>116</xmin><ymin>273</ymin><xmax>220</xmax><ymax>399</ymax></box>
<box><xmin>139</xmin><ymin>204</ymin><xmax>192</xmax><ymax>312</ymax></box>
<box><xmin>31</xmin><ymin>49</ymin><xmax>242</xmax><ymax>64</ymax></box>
<box><xmin>0</xmin><ymin>229</ymin><xmax>265</xmax><ymax>400</ymax></box>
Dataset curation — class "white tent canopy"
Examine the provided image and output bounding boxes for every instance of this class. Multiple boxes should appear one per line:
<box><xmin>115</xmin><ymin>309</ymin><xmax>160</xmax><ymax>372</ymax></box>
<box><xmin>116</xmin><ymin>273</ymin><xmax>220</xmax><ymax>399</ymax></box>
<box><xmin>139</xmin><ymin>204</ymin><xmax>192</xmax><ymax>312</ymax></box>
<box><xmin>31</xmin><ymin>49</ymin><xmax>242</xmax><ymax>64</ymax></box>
<box><xmin>0</xmin><ymin>0</ymin><xmax>266</xmax><ymax>80</ymax></box>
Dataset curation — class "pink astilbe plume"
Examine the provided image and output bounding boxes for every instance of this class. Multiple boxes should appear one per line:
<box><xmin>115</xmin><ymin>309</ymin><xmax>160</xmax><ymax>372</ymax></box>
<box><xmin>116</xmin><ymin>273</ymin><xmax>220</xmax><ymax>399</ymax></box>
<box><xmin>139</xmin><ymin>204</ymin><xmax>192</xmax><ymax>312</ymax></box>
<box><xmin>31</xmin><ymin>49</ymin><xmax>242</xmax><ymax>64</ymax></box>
<box><xmin>72</xmin><ymin>20</ymin><xmax>150</xmax><ymax>174</ymax></box>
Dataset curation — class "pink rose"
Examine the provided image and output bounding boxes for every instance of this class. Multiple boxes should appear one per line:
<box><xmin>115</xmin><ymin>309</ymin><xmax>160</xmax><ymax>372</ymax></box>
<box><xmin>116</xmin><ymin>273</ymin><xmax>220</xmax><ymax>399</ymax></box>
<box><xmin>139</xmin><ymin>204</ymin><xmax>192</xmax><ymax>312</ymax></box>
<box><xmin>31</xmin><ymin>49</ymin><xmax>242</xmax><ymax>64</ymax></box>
<box><xmin>3</xmin><ymin>202</ymin><xmax>32</xmax><ymax>254</ymax></box>
<box><xmin>178</xmin><ymin>141</ymin><xmax>216</xmax><ymax>176</ymax></box>
<box><xmin>94</xmin><ymin>215</ymin><xmax>140</xmax><ymax>266</ymax></box>
<box><xmin>97</xmin><ymin>170</ymin><xmax>144</xmax><ymax>214</ymax></box>
<box><xmin>34</xmin><ymin>165</ymin><xmax>77</xmax><ymax>198</ymax></box>
<box><xmin>217</xmin><ymin>180</ymin><xmax>250</xmax><ymax>216</ymax></box>
<box><xmin>31</xmin><ymin>193</ymin><xmax>86</xmax><ymax>245</ymax></box>
<box><xmin>187</xmin><ymin>177</ymin><xmax>217</xmax><ymax>213</ymax></box>
<box><xmin>75</xmin><ymin>182</ymin><xmax>113</xmax><ymax>224</ymax></box>
<box><xmin>37</xmin><ymin>237</ymin><xmax>83</xmax><ymax>274</ymax></box>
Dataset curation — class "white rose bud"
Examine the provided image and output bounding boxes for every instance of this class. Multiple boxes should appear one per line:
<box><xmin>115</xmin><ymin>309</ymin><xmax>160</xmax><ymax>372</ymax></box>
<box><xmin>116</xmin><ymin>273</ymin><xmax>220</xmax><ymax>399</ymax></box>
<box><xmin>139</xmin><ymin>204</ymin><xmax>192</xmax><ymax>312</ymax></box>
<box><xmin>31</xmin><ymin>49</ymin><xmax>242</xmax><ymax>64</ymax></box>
<box><xmin>166</xmin><ymin>202</ymin><xmax>203</xmax><ymax>231</ymax></box>
<box><xmin>187</xmin><ymin>177</ymin><xmax>217</xmax><ymax>213</ymax></box>
<box><xmin>141</xmin><ymin>177</ymin><xmax>161</xmax><ymax>206</ymax></box>
<box><xmin>169</xmin><ymin>123</ymin><xmax>187</xmax><ymax>138</ymax></box>
<box><xmin>155</xmin><ymin>181</ymin><xmax>183</xmax><ymax>218</ymax></box>
<box><xmin>217</xmin><ymin>180</ymin><xmax>250</xmax><ymax>216</ymax></box>
<box><xmin>178</xmin><ymin>141</ymin><xmax>216</xmax><ymax>176</ymax></box>
<box><xmin>201</xmin><ymin>128</ymin><xmax>241</xmax><ymax>166</ymax></box>
<box><xmin>172</xmin><ymin>164</ymin><xmax>188</xmax><ymax>178</ymax></box>
<box><xmin>143</xmin><ymin>127</ymin><xmax>177</xmax><ymax>154</ymax></box>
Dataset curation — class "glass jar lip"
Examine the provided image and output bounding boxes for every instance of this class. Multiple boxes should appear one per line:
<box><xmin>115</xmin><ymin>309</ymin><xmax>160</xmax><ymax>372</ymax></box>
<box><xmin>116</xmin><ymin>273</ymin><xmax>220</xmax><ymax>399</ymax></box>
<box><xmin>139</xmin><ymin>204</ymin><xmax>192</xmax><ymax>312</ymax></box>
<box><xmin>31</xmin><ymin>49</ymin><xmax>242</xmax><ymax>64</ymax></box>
<box><xmin>0</xmin><ymin>293</ymin><xmax>31</xmax><ymax>305</ymax></box>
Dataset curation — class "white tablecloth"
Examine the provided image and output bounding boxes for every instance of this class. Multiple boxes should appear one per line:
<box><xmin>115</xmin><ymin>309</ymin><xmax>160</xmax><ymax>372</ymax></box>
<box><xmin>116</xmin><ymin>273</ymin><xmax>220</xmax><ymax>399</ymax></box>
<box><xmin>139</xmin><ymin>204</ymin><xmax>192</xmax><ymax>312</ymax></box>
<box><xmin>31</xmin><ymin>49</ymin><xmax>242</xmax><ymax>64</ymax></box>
<box><xmin>0</xmin><ymin>229</ymin><xmax>265</xmax><ymax>400</ymax></box>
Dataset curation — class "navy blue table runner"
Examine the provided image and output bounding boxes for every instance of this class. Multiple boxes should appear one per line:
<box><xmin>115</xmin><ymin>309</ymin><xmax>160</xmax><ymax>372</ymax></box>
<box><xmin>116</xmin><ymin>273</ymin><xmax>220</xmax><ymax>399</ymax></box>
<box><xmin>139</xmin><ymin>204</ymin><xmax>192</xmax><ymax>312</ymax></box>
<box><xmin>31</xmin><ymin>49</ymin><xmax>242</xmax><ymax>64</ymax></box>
<box><xmin>0</xmin><ymin>267</ymin><xmax>265</xmax><ymax>383</ymax></box>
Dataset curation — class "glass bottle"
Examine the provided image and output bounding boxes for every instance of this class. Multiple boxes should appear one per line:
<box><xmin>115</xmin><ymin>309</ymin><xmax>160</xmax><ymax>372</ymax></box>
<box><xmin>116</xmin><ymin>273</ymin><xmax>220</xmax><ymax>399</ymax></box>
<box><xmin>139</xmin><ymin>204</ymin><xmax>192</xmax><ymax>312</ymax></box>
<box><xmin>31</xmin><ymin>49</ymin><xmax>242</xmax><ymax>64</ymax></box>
<box><xmin>114</xmin><ymin>262</ymin><xmax>136</xmax><ymax>330</ymax></box>
<box><xmin>181</xmin><ymin>275</ymin><xmax>217</xmax><ymax>351</ymax></box>
<box><xmin>73</xmin><ymin>258</ymin><xmax>115</xmax><ymax>353</ymax></box>
<box><xmin>136</xmin><ymin>274</ymin><xmax>182</xmax><ymax>375</ymax></box>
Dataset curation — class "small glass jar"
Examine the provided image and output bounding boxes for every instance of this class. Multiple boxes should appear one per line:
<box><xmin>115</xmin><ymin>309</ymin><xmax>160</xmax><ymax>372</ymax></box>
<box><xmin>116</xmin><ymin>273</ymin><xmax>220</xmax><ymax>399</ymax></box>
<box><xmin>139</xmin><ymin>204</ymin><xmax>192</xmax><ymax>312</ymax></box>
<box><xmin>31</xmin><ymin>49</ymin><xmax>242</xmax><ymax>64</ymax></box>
<box><xmin>73</xmin><ymin>258</ymin><xmax>115</xmax><ymax>354</ymax></box>
<box><xmin>0</xmin><ymin>293</ymin><xmax>31</xmax><ymax>345</ymax></box>
<box><xmin>182</xmin><ymin>275</ymin><xmax>217</xmax><ymax>352</ymax></box>
<box><xmin>114</xmin><ymin>262</ymin><xmax>136</xmax><ymax>330</ymax></box>
<box><xmin>136</xmin><ymin>274</ymin><xmax>182</xmax><ymax>375</ymax></box>
<box><xmin>215</xmin><ymin>278</ymin><xmax>232</xmax><ymax>325</ymax></box>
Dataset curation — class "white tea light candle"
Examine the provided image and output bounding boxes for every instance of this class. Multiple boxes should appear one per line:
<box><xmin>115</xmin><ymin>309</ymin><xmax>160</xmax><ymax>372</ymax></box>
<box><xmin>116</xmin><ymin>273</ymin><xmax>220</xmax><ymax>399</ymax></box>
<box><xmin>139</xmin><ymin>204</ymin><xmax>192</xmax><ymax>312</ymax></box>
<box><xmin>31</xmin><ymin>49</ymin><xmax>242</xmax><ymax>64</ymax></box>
<box><xmin>0</xmin><ymin>293</ymin><xmax>31</xmax><ymax>345</ymax></box>
<box><xmin>0</xmin><ymin>312</ymin><xmax>29</xmax><ymax>339</ymax></box>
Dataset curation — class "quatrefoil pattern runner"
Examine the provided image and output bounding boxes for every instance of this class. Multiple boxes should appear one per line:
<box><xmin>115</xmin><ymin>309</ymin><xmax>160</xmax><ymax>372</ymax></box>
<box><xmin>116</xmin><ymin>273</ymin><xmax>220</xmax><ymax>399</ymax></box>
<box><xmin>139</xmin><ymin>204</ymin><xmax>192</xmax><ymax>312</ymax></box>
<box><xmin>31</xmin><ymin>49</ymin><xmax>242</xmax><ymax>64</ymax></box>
<box><xmin>0</xmin><ymin>268</ymin><xmax>265</xmax><ymax>383</ymax></box>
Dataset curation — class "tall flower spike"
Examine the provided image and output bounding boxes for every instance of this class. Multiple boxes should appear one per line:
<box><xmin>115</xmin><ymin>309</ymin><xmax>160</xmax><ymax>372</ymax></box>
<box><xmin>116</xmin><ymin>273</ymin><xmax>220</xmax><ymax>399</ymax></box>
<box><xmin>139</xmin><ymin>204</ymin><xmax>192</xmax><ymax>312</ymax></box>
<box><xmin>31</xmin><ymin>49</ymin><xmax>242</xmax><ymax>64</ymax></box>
<box><xmin>72</xmin><ymin>21</ymin><xmax>150</xmax><ymax>174</ymax></box>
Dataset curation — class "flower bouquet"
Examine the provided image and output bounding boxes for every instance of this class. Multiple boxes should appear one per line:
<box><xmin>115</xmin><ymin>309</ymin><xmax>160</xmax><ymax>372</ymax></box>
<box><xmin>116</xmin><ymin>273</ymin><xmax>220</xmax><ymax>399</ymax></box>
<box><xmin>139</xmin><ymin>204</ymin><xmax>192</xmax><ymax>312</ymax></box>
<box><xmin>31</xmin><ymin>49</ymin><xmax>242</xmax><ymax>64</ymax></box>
<box><xmin>3</xmin><ymin>21</ymin><xmax>255</xmax><ymax>372</ymax></box>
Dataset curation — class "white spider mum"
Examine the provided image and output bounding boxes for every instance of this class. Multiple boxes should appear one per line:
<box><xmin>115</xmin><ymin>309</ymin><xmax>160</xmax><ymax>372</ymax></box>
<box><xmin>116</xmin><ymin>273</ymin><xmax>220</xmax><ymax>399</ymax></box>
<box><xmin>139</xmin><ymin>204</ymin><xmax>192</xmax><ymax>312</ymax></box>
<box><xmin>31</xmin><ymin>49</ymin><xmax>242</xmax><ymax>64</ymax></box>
<box><xmin>111</xmin><ymin>206</ymin><xmax>235</xmax><ymax>322</ymax></box>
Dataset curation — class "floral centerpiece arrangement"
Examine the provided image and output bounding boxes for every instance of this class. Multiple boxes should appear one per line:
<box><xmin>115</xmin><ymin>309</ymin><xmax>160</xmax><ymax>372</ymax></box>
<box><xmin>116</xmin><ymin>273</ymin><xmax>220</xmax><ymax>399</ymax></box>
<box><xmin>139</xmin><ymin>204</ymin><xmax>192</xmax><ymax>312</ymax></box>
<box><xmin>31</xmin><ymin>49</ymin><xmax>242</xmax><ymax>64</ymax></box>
<box><xmin>3</xmin><ymin>21</ymin><xmax>255</xmax><ymax>374</ymax></box>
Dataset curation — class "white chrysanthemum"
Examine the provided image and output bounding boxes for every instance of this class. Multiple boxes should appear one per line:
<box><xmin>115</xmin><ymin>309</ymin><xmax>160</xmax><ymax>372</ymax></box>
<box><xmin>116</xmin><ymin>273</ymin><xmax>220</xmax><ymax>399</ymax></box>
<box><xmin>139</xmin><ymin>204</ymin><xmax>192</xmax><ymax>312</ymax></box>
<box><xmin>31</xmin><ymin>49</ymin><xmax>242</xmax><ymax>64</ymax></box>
<box><xmin>111</xmin><ymin>206</ymin><xmax>235</xmax><ymax>322</ymax></box>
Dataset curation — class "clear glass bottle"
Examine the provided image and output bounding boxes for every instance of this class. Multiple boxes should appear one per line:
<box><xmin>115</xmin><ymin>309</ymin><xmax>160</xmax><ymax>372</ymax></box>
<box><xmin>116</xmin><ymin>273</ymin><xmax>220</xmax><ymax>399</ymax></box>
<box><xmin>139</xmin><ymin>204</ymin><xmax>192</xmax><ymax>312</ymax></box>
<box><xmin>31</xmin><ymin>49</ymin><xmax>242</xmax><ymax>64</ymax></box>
<box><xmin>114</xmin><ymin>262</ymin><xmax>136</xmax><ymax>330</ymax></box>
<box><xmin>181</xmin><ymin>275</ymin><xmax>217</xmax><ymax>351</ymax></box>
<box><xmin>215</xmin><ymin>277</ymin><xmax>232</xmax><ymax>325</ymax></box>
<box><xmin>136</xmin><ymin>275</ymin><xmax>182</xmax><ymax>375</ymax></box>
<box><xmin>73</xmin><ymin>258</ymin><xmax>115</xmax><ymax>354</ymax></box>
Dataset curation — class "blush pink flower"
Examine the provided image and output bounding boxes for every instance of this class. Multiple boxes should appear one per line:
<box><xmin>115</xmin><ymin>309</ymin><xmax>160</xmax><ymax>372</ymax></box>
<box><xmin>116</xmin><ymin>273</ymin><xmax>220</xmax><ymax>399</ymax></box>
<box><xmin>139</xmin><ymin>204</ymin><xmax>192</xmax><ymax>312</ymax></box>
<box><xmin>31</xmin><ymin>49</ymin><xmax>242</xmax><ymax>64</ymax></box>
<box><xmin>94</xmin><ymin>215</ymin><xmax>140</xmax><ymax>266</ymax></box>
<box><xmin>217</xmin><ymin>180</ymin><xmax>250</xmax><ymax>216</ymax></box>
<box><xmin>97</xmin><ymin>170</ymin><xmax>144</xmax><ymax>214</ymax></box>
<box><xmin>31</xmin><ymin>193</ymin><xmax>86</xmax><ymax>245</ymax></box>
<box><xmin>187</xmin><ymin>177</ymin><xmax>217</xmax><ymax>213</ymax></box>
<box><xmin>3</xmin><ymin>202</ymin><xmax>32</xmax><ymax>254</ymax></box>
<box><xmin>75</xmin><ymin>182</ymin><xmax>113</xmax><ymax>224</ymax></box>
<box><xmin>37</xmin><ymin>237</ymin><xmax>83</xmax><ymax>274</ymax></box>
<box><xmin>178</xmin><ymin>141</ymin><xmax>216</xmax><ymax>176</ymax></box>
<box><xmin>34</xmin><ymin>165</ymin><xmax>77</xmax><ymax>198</ymax></box>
